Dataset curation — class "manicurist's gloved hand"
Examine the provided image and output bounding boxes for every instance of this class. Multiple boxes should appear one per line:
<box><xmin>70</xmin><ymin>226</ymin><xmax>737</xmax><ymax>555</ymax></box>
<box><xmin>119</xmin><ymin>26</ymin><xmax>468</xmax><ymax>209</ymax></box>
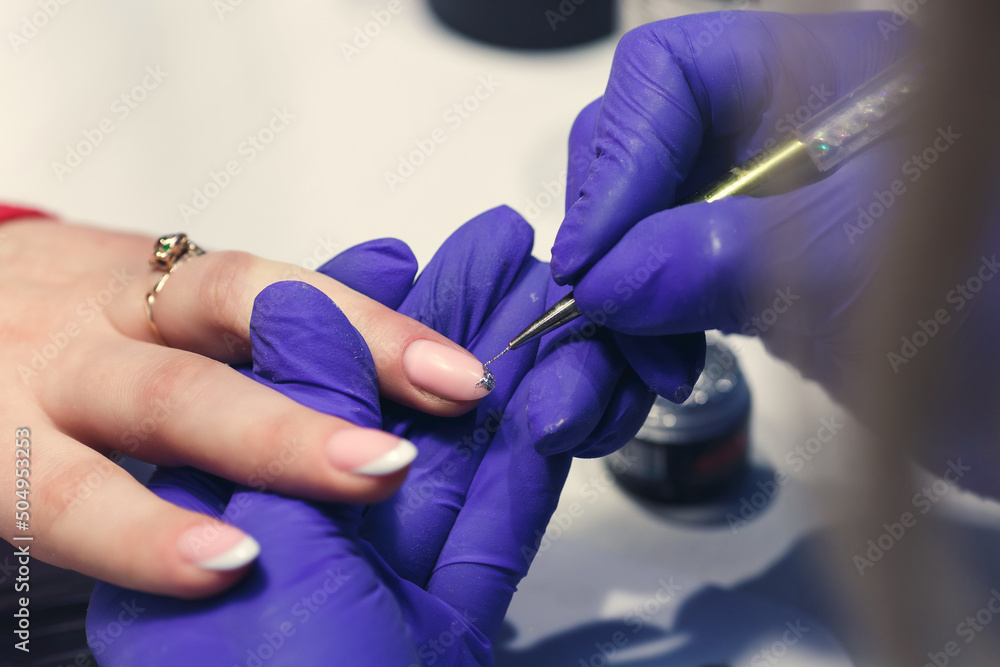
<box><xmin>553</xmin><ymin>11</ymin><xmax>914</xmax><ymax>398</ymax></box>
<box><xmin>87</xmin><ymin>206</ymin><xmax>652</xmax><ymax>666</ymax></box>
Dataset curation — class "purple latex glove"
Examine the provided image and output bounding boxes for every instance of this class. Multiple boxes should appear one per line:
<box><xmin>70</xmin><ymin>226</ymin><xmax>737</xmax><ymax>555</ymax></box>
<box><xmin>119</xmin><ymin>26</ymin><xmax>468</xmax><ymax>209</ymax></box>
<box><xmin>87</xmin><ymin>206</ymin><xmax>651</xmax><ymax>666</ymax></box>
<box><xmin>552</xmin><ymin>11</ymin><xmax>913</xmax><ymax>397</ymax></box>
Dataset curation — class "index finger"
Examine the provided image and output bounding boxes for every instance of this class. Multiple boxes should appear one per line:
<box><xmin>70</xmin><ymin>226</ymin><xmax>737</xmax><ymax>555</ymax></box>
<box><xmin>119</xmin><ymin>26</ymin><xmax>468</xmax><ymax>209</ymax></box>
<box><xmin>552</xmin><ymin>11</ymin><xmax>910</xmax><ymax>284</ymax></box>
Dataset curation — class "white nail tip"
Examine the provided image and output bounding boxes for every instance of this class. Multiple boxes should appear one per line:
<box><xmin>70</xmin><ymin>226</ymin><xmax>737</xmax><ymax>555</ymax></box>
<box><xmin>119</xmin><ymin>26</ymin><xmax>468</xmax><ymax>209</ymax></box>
<box><xmin>196</xmin><ymin>535</ymin><xmax>261</xmax><ymax>571</ymax></box>
<box><xmin>353</xmin><ymin>439</ymin><xmax>418</xmax><ymax>476</ymax></box>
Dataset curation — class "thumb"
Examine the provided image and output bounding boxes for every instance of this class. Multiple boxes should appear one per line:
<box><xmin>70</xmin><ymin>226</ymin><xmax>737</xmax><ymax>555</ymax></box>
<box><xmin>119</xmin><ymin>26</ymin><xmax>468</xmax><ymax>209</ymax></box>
<box><xmin>572</xmin><ymin>196</ymin><xmax>754</xmax><ymax>336</ymax></box>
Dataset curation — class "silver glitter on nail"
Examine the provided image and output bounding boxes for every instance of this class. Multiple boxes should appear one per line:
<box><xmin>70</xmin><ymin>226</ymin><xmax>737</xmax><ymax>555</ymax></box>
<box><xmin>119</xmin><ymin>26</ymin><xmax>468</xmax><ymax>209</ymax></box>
<box><xmin>476</xmin><ymin>365</ymin><xmax>496</xmax><ymax>392</ymax></box>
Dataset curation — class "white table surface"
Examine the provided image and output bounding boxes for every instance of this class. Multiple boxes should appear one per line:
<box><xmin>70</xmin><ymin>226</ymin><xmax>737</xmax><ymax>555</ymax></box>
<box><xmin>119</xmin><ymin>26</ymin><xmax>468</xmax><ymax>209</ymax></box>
<box><xmin>13</xmin><ymin>2</ymin><xmax>996</xmax><ymax>665</ymax></box>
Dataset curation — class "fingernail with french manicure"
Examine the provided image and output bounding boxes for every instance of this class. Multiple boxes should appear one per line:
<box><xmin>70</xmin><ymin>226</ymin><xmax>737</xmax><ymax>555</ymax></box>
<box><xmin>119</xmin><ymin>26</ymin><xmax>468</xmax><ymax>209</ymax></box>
<box><xmin>403</xmin><ymin>339</ymin><xmax>493</xmax><ymax>401</ymax></box>
<box><xmin>326</xmin><ymin>429</ymin><xmax>418</xmax><ymax>476</ymax></box>
<box><xmin>178</xmin><ymin>523</ymin><xmax>260</xmax><ymax>571</ymax></box>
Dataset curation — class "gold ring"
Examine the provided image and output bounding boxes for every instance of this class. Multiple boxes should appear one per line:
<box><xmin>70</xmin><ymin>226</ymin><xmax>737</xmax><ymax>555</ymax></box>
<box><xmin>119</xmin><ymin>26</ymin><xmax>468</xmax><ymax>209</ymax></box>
<box><xmin>145</xmin><ymin>233</ymin><xmax>206</xmax><ymax>345</ymax></box>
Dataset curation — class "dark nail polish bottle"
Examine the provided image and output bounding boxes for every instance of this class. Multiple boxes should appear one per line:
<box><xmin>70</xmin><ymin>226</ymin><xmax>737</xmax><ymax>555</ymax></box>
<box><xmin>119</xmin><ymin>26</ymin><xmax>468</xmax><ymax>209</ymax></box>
<box><xmin>427</xmin><ymin>0</ymin><xmax>616</xmax><ymax>50</ymax></box>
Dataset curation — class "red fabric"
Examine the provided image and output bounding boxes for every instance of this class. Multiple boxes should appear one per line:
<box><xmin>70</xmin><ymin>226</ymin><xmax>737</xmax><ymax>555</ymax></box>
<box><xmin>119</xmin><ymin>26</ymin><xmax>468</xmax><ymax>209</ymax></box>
<box><xmin>0</xmin><ymin>204</ymin><xmax>52</xmax><ymax>224</ymax></box>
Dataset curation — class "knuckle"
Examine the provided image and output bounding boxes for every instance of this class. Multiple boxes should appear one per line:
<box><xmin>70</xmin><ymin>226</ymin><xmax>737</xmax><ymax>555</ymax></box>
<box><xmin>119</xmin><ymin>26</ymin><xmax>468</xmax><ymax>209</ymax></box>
<box><xmin>33</xmin><ymin>453</ymin><xmax>119</xmax><ymax>524</ymax></box>
<box><xmin>254</xmin><ymin>408</ymin><xmax>311</xmax><ymax>457</ymax></box>
<box><xmin>130</xmin><ymin>355</ymin><xmax>212</xmax><ymax>444</ymax></box>
<box><xmin>616</xmin><ymin>23</ymin><xmax>654</xmax><ymax>54</ymax></box>
<box><xmin>197</xmin><ymin>251</ymin><xmax>257</xmax><ymax>333</ymax></box>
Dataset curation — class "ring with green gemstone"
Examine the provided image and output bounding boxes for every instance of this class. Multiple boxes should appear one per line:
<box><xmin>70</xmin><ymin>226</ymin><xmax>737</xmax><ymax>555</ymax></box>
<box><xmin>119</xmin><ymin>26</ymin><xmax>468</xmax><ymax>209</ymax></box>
<box><xmin>145</xmin><ymin>233</ymin><xmax>206</xmax><ymax>345</ymax></box>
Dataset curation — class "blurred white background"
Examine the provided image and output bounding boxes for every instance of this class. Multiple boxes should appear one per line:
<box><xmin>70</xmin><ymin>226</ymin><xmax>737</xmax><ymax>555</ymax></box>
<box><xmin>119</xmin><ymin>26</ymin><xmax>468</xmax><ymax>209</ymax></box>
<box><xmin>1</xmin><ymin>0</ymin><xmax>890</xmax><ymax>267</ymax></box>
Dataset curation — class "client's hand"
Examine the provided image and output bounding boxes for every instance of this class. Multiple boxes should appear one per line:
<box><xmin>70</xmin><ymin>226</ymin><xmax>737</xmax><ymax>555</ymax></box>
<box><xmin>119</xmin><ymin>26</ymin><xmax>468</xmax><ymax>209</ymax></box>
<box><xmin>86</xmin><ymin>206</ymin><xmax>651</xmax><ymax>665</ymax></box>
<box><xmin>0</xmin><ymin>217</ymin><xmax>488</xmax><ymax>598</ymax></box>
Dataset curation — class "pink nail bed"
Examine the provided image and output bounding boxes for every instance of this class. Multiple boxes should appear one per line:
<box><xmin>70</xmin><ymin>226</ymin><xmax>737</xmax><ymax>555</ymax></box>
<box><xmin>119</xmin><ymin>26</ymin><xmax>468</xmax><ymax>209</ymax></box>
<box><xmin>326</xmin><ymin>429</ymin><xmax>417</xmax><ymax>476</ymax></box>
<box><xmin>177</xmin><ymin>523</ymin><xmax>260</xmax><ymax>571</ymax></box>
<box><xmin>403</xmin><ymin>339</ymin><xmax>493</xmax><ymax>401</ymax></box>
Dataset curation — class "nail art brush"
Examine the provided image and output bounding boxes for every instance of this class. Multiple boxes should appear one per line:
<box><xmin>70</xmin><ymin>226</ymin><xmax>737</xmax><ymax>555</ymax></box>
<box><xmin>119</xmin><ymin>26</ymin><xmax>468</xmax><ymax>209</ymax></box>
<box><xmin>485</xmin><ymin>56</ymin><xmax>922</xmax><ymax>368</ymax></box>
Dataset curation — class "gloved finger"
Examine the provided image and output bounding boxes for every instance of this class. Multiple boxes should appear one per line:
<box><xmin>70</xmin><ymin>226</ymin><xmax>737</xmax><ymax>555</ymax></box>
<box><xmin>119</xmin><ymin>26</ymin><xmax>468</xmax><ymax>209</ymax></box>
<box><xmin>361</xmin><ymin>209</ymin><xmax>543</xmax><ymax>586</ymax></box>
<box><xmin>524</xmin><ymin>268</ymin><xmax>639</xmax><ymax>458</ymax></box>
<box><xmin>364</xmin><ymin>557</ymin><xmax>493</xmax><ymax>667</ymax></box>
<box><xmin>551</xmin><ymin>11</ymin><xmax>911</xmax><ymax>284</ymax></box>
<box><xmin>572</xmin><ymin>133</ymin><xmax>899</xmax><ymax>338</ymax></box>
<box><xmin>247</xmin><ymin>281</ymin><xmax>413</xmax><ymax>499</ymax></box>
<box><xmin>566</xmin><ymin>97</ymin><xmax>602</xmax><ymax>212</ymax></box>
<box><xmin>569</xmin><ymin>365</ymin><xmax>655</xmax><ymax>459</ymax></box>
<box><xmin>526</xmin><ymin>325</ymin><xmax>626</xmax><ymax>457</ymax></box>
<box><xmin>614</xmin><ymin>331</ymin><xmax>706</xmax><ymax>403</ymax></box>
<box><xmin>521</xmin><ymin>266</ymin><xmax>650</xmax><ymax>459</ymax></box>
<box><xmin>89</xmin><ymin>488</ymin><xmax>420</xmax><ymax>667</ymax></box>
<box><xmin>572</xmin><ymin>196</ymin><xmax>752</xmax><ymax>335</ymax></box>
<box><xmin>426</xmin><ymin>379</ymin><xmax>573</xmax><ymax>641</ymax></box>
<box><xmin>525</xmin><ymin>327</ymin><xmax>678</xmax><ymax>459</ymax></box>
<box><xmin>249</xmin><ymin>281</ymin><xmax>381</xmax><ymax>427</ymax></box>
<box><xmin>399</xmin><ymin>205</ymin><xmax>536</xmax><ymax>346</ymax></box>
<box><xmin>219</xmin><ymin>489</ymin><xmax>419</xmax><ymax>664</ymax></box>
<box><xmin>316</xmin><ymin>237</ymin><xmax>418</xmax><ymax>310</ymax></box>
<box><xmin>362</xmin><ymin>259</ymin><xmax>551</xmax><ymax>587</ymax></box>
